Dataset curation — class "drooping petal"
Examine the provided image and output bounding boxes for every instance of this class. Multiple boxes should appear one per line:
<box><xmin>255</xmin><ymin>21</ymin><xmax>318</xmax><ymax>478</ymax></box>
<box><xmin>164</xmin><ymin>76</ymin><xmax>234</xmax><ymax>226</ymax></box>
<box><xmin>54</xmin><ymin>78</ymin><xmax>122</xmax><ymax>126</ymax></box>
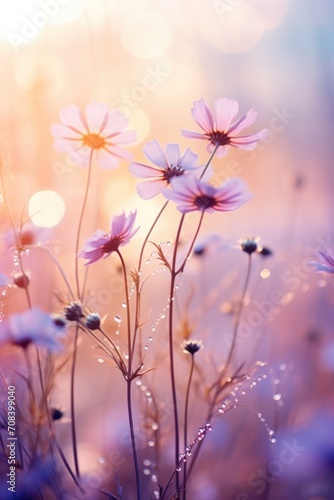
<box><xmin>96</xmin><ymin>148</ymin><xmax>120</xmax><ymax>169</ymax></box>
<box><xmin>191</xmin><ymin>98</ymin><xmax>214</xmax><ymax>133</ymax></box>
<box><xmin>214</xmin><ymin>98</ymin><xmax>239</xmax><ymax>132</ymax></box>
<box><xmin>229</xmin><ymin>130</ymin><xmax>269</xmax><ymax>149</ymax></box>
<box><xmin>111</xmin><ymin>212</ymin><xmax>126</xmax><ymax>237</ymax></box>
<box><xmin>107</xmin><ymin>130</ymin><xmax>137</xmax><ymax>145</ymax></box>
<box><xmin>104</xmin><ymin>144</ymin><xmax>133</xmax><ymax>161</ymax></box>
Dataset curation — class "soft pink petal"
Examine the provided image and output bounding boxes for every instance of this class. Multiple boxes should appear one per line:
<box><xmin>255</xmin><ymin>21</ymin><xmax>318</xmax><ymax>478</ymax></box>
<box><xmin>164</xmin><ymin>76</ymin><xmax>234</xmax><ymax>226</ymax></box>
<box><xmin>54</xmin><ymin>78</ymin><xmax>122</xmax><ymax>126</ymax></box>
<box><xmin>121</xmin><ymin>211</ymin><xmax>137</xmax><ymax>236</ymax></box>
<box><xmin>111</xmin><ymin>212</ymin><xmax>126</xmax><ymax>236</ymax></box>
<box><xmin>143</xmin><ymin>140</ymin><xmax>169</xmax><ymax>169</ymax></box>
<box><xmin>107</xmin><ymin>130</ymin><xmax>137</xmax><ymax>145</ymax></box>
<box><xmin>52</xmin><ymin>137</ymin><xmax>81</xmax><ymax>154</ymax></box>
<box><xmin>179</xmin><ymin>147</ymin><xmax>198</xmax><ymax>169</ymax></box>
<box><xmin>136</xmin><ymin>180</ymin><xmax>166</xmax><ymax>199</ymax></box>
<box><xmin>130</xmin><ymin>162</ymin><xmax>162</xmax><ymax>179</ymax></box>
<box><xmin>165</xmin><ymin>144</ymin><xmax>181</xmax><ymax>167</ymax></box>
<box><xmin>191</xmin><ymin>98</ymin><xmax>214</xmax><ymax>133</ymax></box>
<box><xmin>104</xmin><ymin>110</ymin><xmax>130</xmax><ymax>134</ymax></box>
<box><xmin>59</xmin><ymin>105</ymin><xmax>87</xmax><ymax>134</ymax></box>
<box><xmin>229</xmin><ymin>130</ymin><xmax>269</xmax><ymax>148</ymax></box>
<box><xmin>181</xmin><ymin>130</ymin><xmax>208</xmax><ymax>141</ymax></box>
<box><xmin>104</xmin><ymin>144</ymin><xmax>133</xmax><ymax>161</ymax></box>
<box><xmin>227</xmin><ymin>108</ymin><xmax>258</xmax><ymax>135</ymax></box>
<box><xmin>96</xmin><ymin>148</ymin><xmax>120</xmax><ymax>169</ymax></box>
<box><xmin>50</xmin><ymin>123</ymin><xmax>82</xmax><ymax>140</ymax></box>
<box><xmin>214</xmin><ymin>98</ymin><xmax>239</xmax><ymax>132</ymax></box>
<box><xmin>85</xmin><ymin>101</ymin><xmax>110</xmax><ymax>133</ymax></box>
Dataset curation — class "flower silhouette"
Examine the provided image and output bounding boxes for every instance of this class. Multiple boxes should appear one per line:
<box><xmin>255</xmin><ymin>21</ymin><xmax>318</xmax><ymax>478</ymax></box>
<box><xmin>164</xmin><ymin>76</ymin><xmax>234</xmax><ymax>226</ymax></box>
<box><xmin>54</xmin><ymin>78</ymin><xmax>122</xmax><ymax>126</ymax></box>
<box><xmin>182</xmin><ymin>97</ymin><xmax>268</xmax><ymax>158</ymax></box>
<box><xmin>78</xmin><ymin>211</ymin><xmax>139</xmax><ymax>265</ymax></box>
<box><xmin>51</xmin><ymin>101</ymin><xmax>136</xmax><ymax>168</ymax></box>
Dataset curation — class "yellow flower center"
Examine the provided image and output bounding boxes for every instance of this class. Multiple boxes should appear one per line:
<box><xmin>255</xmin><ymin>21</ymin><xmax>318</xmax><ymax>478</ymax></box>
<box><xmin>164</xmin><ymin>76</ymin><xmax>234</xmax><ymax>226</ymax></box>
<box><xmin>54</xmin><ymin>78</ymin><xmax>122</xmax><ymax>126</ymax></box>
<box><xmin>83</xmin><ymin>133</ymin><xmax>105</xmax><ymax>149</ymax></box>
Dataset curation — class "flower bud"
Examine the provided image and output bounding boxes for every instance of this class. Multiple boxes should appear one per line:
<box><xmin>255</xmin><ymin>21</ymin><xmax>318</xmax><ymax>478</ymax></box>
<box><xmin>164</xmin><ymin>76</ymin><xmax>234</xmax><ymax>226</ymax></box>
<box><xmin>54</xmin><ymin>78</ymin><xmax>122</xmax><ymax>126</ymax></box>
<box><xmin>85</xmin><ymin>313</ymin><xmax>101</xmax><ymax>330</ymax></box>
<box><xmin>13</xmin><ymin>272</ymin><xmax>30</xmax><ymax>288</ymax></box>
<box><xmin>64</xmin><ymin>302</ymin><xmax>84</xmax><ymax>322</ymax></box>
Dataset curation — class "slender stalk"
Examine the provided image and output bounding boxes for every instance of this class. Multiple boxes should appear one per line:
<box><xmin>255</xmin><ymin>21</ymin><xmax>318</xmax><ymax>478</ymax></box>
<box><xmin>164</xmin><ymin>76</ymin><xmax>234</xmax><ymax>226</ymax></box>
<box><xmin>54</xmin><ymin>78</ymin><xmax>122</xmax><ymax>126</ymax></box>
<box><xmin>70</xmin><ymin>325</ymin><xmax>80</xmax><ymax>478</ymax></box>
<box><xmin>75</xmin><ymin>149</ymin><xmax>94</xmax><ymax>301</ymax></box>
<box><xmin>224</xmin><ymin>253</ymin><xmax>252</xmax><ymax>370</ymax></box>
<box><xmin>183</xmin><ymin>355</ymin><xmax>195</xmax><ymax>500</ymax></box>
<box><xmin>29</xmin><ymin>245</ymin><xmax>75</xmax><ymax>300</ymax></box>
<box><xmin>116</xmin><ymin>250</ymin><xmax>141</xmax><ymax>499</ymax></box>
<box><xmin>187</xmin><ymin>254</ymin><xmax>253</xmax><ymax>478</ymax></box>
<box><xmin>176</xmin><ymin>212</ymin><xmax>205</xmax><ymax>276</ymax></box>
<box><xmin>199</xmin><ymin>143</ymin><xmax>220</xmax><ymax>180</ymax></box>
<box><xmin>168</xmin><ymin>213</ymin><xmax>185</xmax><ymax>494</ymax></box>
<box><xmin>138</xmin><ymin>200</ymin><xmax>169</xmax><ymax>272</ymax></box>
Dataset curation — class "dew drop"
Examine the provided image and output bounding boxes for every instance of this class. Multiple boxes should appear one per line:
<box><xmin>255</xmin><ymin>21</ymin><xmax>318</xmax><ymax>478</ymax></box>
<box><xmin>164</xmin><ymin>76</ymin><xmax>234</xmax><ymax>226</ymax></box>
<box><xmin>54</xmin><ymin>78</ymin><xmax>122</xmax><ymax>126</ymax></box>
<box><xmin>176</xmin><ymin>466</ymin><xmax>181</xmax><ymax>472</ymax></box>
<box><xmin>152</xmin><ymin>422</ymin><xmax>159</xmax><ymax>431</ymax></box>
<box><xmin>148</xmin><ymin>440</ymin><xmax>155</xmax><ymax>447</ymax></box>
<box><xmin>97</xmin><ymin>358</ymin><xmax>104</xmax><ymax>364</ymax></box>
<box><xmin>270</xmin><ymin>437</ymin><xmax>277</xmax><ymax>444</ymax></box>
<box><xmin>98</xmin><ymin>456</ymin><xmax>105</xmax><ymax>464</ymax></box>
<box><xmin>1</xmin><ymin>290</ymin><xmax>6</xmax><ymax>296</ymax></box>
<box><xmin>151</xmin><ymin>474</ymin><xmax>158</xmax><ymax>483</ymax></box>
<box><xmin>143</xmin><ymin>459</ymin><xmax>151</xmax><ymax>466</ymax></box>
<box><xmin>279</xmin><ymin>363</ymin><xmax>287</xmax><ymax>371</ymax></box>
<box><xmin>114</xmin><ymin>315</ymin><xmax>122</xmax><ymax>324</ymax></box>
<box><xmin>136</xmin><ymin>379</ymin><xmax>142</xmax><ymax>386</ymax></box>
<box><xmin>122</xmin><ymin>301</ymin><xmax>127</xmax><ymax>308</ymax></box>
<box><xmin>273</xmin><ymin>393</ymin><xmax>282</xmax><ymax>401</ymax></box>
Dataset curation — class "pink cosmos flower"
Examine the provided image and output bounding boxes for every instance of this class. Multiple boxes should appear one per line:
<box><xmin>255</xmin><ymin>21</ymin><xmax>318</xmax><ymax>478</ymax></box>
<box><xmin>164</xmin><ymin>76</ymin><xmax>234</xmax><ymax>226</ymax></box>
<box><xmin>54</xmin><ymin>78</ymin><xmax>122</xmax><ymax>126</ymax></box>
<box><xmin>182</xmin><ymin>97</ymin><xmax>268</xmax><ymax>158</ymax></box>
<box><xmin>309</xmin><ymin>247</ymin><xmax>334</xmax><ymax>274</ymax></box>
<box><xmin>50</xmin><ymin>101</ymin><xmax>136</xmax><ymax>169</ymax></box>
<box><xmin>0</xmin><ymin>307</ymin><xmax>66</xmax><ymax>351</ymax></box>
<box><xmin>78</xmin><ymin>211</ymin><xmax>139</xmax><ymax>265</ymax></box>
<box><xmin>163</xmin><ymin>175</ymin><xmax>251</xmax><ymax>213</ymax></box>
<box><xmin>129</xmin><ymin>140</ymin><xmax>211</xmax><ymax>200</ymax></box>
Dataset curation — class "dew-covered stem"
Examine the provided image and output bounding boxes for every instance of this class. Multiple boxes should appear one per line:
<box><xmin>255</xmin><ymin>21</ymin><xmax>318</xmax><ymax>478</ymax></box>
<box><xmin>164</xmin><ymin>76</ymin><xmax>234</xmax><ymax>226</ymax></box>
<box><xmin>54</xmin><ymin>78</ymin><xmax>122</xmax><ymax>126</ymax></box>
<box><xmin>183</xmin><ymin>354</ymin><xmax>195</xmax><ymax>500</ymax></box>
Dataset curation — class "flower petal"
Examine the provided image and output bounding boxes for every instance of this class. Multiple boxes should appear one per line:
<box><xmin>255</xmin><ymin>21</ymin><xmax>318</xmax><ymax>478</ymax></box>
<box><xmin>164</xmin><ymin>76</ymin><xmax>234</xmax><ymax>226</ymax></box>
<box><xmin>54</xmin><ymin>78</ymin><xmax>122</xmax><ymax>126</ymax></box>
<box><xmin>143</xmin><ymin>140</ymin><xmax>169</xmax><ymax>169</ymax></box>
<box><xmin>179</xmin><ymin>147</ymin><xmax>198</xmax><ymax>169</ymax></box>
<box><xmin>214</xmin><ymin>98</ymin><xmax>239</xmax><ymax>132</ymax></box>
<box><xmin>60</xmin><ymin>105</ymin><xmax>87</xmax><ymax>134</ymax></box>
<box><xmin>227</xmin><ymin>108</ymin><xmax>258</xmax><ymax>135</ymax></box>
<box><xmin>181</xmin><ymin>130</ymin><xmax>208</xmax><ymax>141</ymax></box>
<box><xmin>85</xmin><ymin>101</ymin><xmax>109</xmax><ymax>133</ymax></box>
<box><xmin>136</xmin><ymin>179</ymin><xmax>166</xmax><ymax>199</ymax></box>
<box><xmin>191</xmin><ymin>98</ymin><xmax>214</xmax><ymax>133</ymax></box>
<box><xmin>130</xmin><ymin>162</ymin><xmax>162</xmax><ymax>179</ymax></box>
<box><xmin>165</xmin><ymin>144</ymin><xmax>181</xmax><ymax>167</ymax></box>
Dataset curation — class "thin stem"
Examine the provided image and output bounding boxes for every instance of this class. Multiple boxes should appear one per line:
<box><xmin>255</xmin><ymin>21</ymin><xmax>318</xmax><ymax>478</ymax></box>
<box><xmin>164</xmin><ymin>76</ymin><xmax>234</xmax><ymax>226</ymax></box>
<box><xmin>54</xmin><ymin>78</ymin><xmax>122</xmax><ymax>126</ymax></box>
<box><xmin>138</xmin><ymin>200</ymin><xmax>169</xmax><ymax>272</ymax></box>
<box><xmin>126</xmin><ymin>380</ymin><xmax>141</xmax><ymax>499</ymax></box>
<box><xmin>187</xmin><ymin>254</ymin><xmax>253</xmax><ymax>479</ymax></box>
<box><xmin>199</xmin><ymin>143</ymin><xmax>220</xmax><ymax>180</ymax></box>
<box><xmin>183</xmin><ymin>355</ymin><xmax>195</xmax><ymax>500</ymax></box>
<box><xmin>70</xmin><ymin>325</ymin><xmax>80</xmax><ymax>479</ymax></box>
<box><xmin>168</xmin><ymin>213</ymin><xmax>185</xmax><ymax>494</ymax></box>
<box><xmin>224</xmin><ymin>253</ymin><xmax>252</xmax><ymax>370</ymax></box>
<box><xmin>75</xmin><ymin>149</ymin><xmax>94</xmax><ymax>301</ymax></box>
<box><xmin>116</xmin><ymin>250</ymin><xmax>141</xmax><ymax>499</ymax></box>
<box><xmin>29</xmin><ymin>245</ymin><xmax>75</xmax><ymax>300</ymax></box>
<box><xmin>176</xmin><ymin>212</ymin><xmax>205</xmax><ymax>275</ymax></box>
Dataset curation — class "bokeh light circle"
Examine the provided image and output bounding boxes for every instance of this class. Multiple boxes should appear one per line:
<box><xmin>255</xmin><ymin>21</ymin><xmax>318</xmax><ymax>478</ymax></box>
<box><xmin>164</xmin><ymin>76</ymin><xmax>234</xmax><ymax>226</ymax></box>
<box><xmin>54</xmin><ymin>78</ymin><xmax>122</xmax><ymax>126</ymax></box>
<box><xmin>28</xmin><ymin>191</ymin><xmax>65</xmax><ymax>228</ymax></box>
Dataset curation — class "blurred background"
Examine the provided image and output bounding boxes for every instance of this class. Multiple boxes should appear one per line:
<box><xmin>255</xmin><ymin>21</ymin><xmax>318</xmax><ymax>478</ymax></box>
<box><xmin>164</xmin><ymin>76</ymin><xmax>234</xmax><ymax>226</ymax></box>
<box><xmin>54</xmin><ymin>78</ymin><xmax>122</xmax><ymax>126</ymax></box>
<box><xmin>0</xmin><ymin>0</ymin><xmax>334</xmax><ymax>499</ymax></box>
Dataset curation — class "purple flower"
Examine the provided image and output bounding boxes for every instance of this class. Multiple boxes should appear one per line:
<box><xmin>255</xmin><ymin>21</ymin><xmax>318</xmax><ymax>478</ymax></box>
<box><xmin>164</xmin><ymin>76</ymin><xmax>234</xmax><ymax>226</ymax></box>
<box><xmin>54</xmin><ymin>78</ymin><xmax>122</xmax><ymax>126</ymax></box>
<box><xmin>182</xmin><ymin>97</ymin><xmax>268</xmax><ymax>158</ymax></box>
<box><xmin>163</xmin><ymin>175</ymin><xmax>251</xmax><ymax>214</ymax></box>
<box><xmin>309</xmin><ymin>247</ymin><xmax>334</xmax><ymax>274</ymax></box>
<box><xmin>50</xmin><ymin>101</ymin><xmax>136</xmax><ymax>169</ymax></box>
<box><xmin>129</xmin><ymin>140</ymin><xmax>211</xmax><ymax>200</ymax></box>
<box><xmin>78</xmin><ymin>211</ymin><xmax>139</xmax><ymax>265</ymax></box>
<box><xmin>0</xmin><ymin>307</ymin><xmax>67</xmax><ymax>351</ymax></box>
